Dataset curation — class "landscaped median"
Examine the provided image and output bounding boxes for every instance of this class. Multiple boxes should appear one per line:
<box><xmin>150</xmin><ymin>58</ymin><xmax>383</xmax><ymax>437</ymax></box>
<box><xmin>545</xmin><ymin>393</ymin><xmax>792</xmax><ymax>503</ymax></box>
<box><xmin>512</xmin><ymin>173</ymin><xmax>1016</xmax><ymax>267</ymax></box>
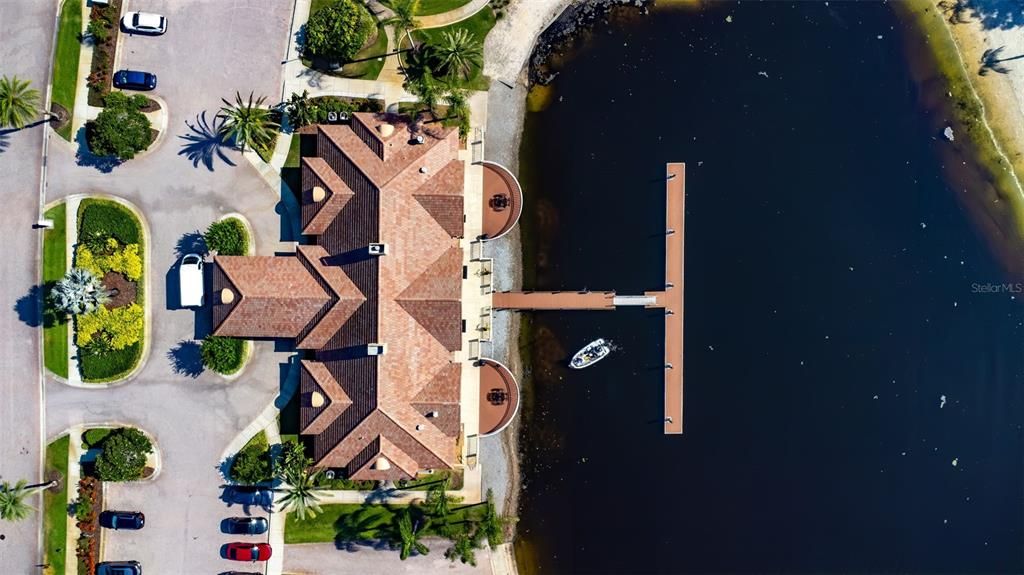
<box><xmin>42</xmin><ymin>435</ymin><xmax>70</xmax><ymax>575</ymax></box>
<box><xmin>69</xmin><ymin>198</ymin><xmax>148</xmax><ymax>383</ymax></box>
<box><xmin>200</xmin><ymin>215</ymin><xmax>253</xmax><ymax>377</ymax></box>
<box><xmin>43</xmin><ymin>202</ymin><xmax>69</xmax><ymax>379</ymax></box>
<box><xmin>51</xmin><ymin>0</ymin><xmax>83</xmax><ymax>140</ymax></box>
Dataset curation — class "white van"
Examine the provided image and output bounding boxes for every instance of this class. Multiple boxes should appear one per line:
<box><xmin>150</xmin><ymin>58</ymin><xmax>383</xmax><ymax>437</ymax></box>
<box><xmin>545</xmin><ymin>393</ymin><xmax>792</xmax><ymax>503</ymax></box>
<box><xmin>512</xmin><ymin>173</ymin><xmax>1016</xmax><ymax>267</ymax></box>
<box><xmin>179</xmin><ymin>254</ymin><xmax>205</xmax><ymax>308</ymax></box>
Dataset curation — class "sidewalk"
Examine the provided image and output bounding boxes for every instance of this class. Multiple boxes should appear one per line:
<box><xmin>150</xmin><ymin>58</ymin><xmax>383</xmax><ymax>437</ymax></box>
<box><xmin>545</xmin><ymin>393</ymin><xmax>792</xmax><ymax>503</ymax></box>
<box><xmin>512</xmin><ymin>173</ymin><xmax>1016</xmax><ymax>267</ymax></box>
<box><xmin>69</xmin><ymin>0</ymin><xmax>92</xmax><ymax>138</ymax></box>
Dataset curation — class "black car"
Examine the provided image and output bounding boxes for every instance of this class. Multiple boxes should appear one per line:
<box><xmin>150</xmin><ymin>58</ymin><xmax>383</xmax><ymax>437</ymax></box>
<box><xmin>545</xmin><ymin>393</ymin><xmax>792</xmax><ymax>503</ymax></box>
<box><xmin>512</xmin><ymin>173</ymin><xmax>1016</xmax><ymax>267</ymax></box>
<box><xmin>99</xmin><ymin>511</ymin><xmax>145</xmax><ymax>530</ymax></box>
<box><xmin>223</xmin><ymin>516</ymin><xmax>269</xmax><ymax>535</ymax></box>
<box><xmin>113</xmin><ymin>70</ymin><xmax>157</xmax><ymax>91</ymax></box>
<box><xmin>96</xmin><ymin>561</ymin><xmax>142</xmax><ymax>575</ymax></box>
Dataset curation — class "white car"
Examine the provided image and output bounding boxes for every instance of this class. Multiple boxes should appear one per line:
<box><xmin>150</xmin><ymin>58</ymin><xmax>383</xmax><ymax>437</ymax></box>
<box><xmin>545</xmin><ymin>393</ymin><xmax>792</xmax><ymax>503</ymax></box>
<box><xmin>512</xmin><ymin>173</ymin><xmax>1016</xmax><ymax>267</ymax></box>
<box><xmin>179</xmin><ymin>254</ymin><xmax>204</xmax><ymax>308</ymax></box>
<box><xmin>122</xmin><ymin>12</ymin><xmax>167</xmax><ymax>35</ymax></box>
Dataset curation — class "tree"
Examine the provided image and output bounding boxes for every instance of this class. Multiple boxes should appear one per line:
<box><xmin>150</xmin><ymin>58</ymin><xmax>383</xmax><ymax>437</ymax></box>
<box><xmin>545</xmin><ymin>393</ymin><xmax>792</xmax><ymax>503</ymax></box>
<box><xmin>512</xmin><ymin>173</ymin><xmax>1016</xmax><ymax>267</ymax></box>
<box><xmin>444</xmin><ymin>532</ymin><xmax>477</xmax><ymax>566</ymax></box>
<box><xmin>51</xmin><ymin>268</ymin><xmax>111</xmax><ymax>316</ymax></box>
<box><xmin>396</xmin><ymin>508</ymin><xmax>429</xmax><ymax>560</ymax></box>
<box><xmin>231</xmin><ymin>434</ymin><xmax>274</xmax><ymax>484</ymax></box>
<box><xmin>446</xmin><ymin>88</ymin><xmax>471</xmax><ymax>140</ymax></box>
<box><xmin>0</xmin><ymin>480</ymin><xmax>35</xmax><ymax>522</ymax></box>
<box><xmin>385</xmin><ymin>0</ymin><xmax>420</xmax><ymax>51</ymax></box>
<box><xmin>430</xmin><ymin>29</ymin><xmax>483</xmax><ymax>81</ymax></box>
<box><xmin>0</xmin><ymin>75</ymin><xmax>40</xmax><ymax>129</ymax></box>
<box><xmin>278</xmin><ymin>466</ymin><xmax>327</xmax><ymax>521</ymax></box>
<box><xmin>204</xmin><ymin>218</ymin><xmax>249</xmax><ymax>256</ymax></box>
<box><xmin>200</xmin><ymin>335</ymin><xmax>245</xmax><ymax>374</ymax></box>
<box><xmin>94</xmin><ymin>428</ymin><xmax>153</xmax><ymax>482</ymax></box>
<box><xmin>406</xmin><ymin>67</ymin><xmax>442</xmax><ymax>116</ymax></box>
<box><xmin>478</xmin><ymin>489</ymin><xmax>505</xmax><ymax>547</ymax></box>
<box><xmin>217</xmin><ymin>91</ymin><xmax>279</xmax><ymax>153</ymax></box>
<box><xmin>87</xmin><ymin>92</ymin><xmax>152</xmax><ymax>160</ymax></box>
<box><xmin>285</xmin><ymin>90</ymin><xmax>316</xmax><ymax>129</ymax></box>
<box><xmin>277</xmin><ymin>439</ymin><xmax>313</xmax><ymax>480</ymax></box>
<box><xmin>304</xmin><ymin>0</ymin><xmax>376</xmax><ymax>63</ymax></box>
<box><xmin>426</xmin><ymin>477</ymin><xmax>454</xmax><ymax>533</ymax></box>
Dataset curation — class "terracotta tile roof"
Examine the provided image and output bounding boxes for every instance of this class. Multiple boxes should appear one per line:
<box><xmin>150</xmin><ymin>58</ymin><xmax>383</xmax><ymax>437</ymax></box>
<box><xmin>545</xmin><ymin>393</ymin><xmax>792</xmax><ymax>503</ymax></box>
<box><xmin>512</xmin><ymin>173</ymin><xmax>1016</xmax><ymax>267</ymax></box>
<box><xmin>300</xmin><ymin>360</ymin><xmax>353</xmax><ymax>435</ymax></box>
<box><xmin>349</xmin><ymin>435</ymin><xmax>420</xmax><ymax>480</ymax></box>
<box><xmin>302</xmin><ymin>157</ymin><xmax>354</xmax><ymax>236</ymax></box>
<box><xmin>295</xmin><ymin>245</ymin><xmax>367</xmax><ymax>350</ymax></box>
<box><xmin>212</xmin><ymin>256</ymin><xmax>331</xmax><ymax>338</ymax></box>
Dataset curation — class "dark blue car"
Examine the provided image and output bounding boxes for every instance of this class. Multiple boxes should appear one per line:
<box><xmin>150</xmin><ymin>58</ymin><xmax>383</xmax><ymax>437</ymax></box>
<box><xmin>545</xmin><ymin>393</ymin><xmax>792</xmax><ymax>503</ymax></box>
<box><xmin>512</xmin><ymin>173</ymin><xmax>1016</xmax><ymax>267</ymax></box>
<box><xmin>113</xmin><ymin>70</ymin><xmax>157</xmax><ymax>91</ymax></box>
<box><xmin>99</xmin><ymin>510</ymin><xmax>145</xmax><ymax>530</ymax></box>
<box><xmin>223</xmin><ymin>516</ymin><xmax>269</xmax><ymax>535</ymax></box>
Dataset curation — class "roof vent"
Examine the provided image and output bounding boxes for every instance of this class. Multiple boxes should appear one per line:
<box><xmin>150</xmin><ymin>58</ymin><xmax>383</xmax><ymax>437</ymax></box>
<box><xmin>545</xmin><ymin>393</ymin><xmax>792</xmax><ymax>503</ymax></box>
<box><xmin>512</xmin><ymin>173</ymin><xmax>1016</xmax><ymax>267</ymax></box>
<box><xmin>416</xmin><ymin>424</ymin><xmax>424</xmax><ymax>431</ymax></box>
<box><xmin>310</xmin><ymin>391</ymin><xmax>325</xmax><ymax>408</ymax></box>
<box><xmin>220</xmin><ymin>288</ymin><xmax>235</xmax><ymax>304</ymax></box>
<box><xmin>419</xmin><ymin>166</ymin><xmax>429</xmax><ymax>174</ymax></box>
<box><xmin>368</xmin><ymin>243</ymin><xmax>388</xmax><ymax>256</ymax></box>
<box><xmin>372</xmin><ymin>457</ymin><xmax>391</xmax><ymax>471</ymax></box>
<box><xmin>377</xmin><ymin>123</ymin><xmax>394</xmax><ymax>138</ymax></box>
<box><xmin>367</xmin><ymin>343</ymin><xmax>386</xmax><ymax>356</ymax></box>
<box><xmin>414</xmin><ymin>135</ymin><xmax>425</xmax><ymax>144</ymax></box>
<box><xmin>311</xmin><ymin>186</ymin><xmax>326</xmax><ymax>202</ymax></box>
<box><xmin>426</xmin><ymin>411</ymin><xmax>439</xmax><ymax>418</ymax></box>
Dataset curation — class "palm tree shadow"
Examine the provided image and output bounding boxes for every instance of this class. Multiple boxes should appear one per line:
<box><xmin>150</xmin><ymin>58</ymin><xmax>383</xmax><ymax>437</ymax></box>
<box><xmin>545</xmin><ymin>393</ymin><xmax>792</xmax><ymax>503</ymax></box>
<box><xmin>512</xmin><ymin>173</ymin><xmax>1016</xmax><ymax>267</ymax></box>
<box><xmin>178</xmin><ymin>111</ymin><xmax>236</xmax><ymax>171</ymax></box>
<box><xmin>979</xmin><ymin>46</ymin><xmax>1024</xmax><ymax>75</ymax></box>
<box><xmin>0</xmin><ymin>131</ymin><xmax>9</xmax><ymax>154</ymax></box>
<box><xmin>167</xmin><ymin>340</ymin><xmax>204</xmax><ymax>378</ymax></box>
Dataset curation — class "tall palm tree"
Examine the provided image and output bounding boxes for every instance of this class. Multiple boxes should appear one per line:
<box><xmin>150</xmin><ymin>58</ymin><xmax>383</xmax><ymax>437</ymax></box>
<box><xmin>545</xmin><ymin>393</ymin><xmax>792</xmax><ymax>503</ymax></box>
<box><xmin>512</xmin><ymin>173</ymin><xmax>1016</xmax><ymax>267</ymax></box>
<box><xmin>396</xmin><ymin>509</ymin><xmax>429</xmax><ymax>560</ymax></box>
<box><xmin>386</xmin><ymin>0</ymin><xmax>421</xmax><ymax>50</ymax></box>
<box><xmin>216</xmin><ymin>91</ymin><xmax>279</xmax><ymax>153</ymax></box>
<box><xmin>0</xmin><ymin>75</ymin><xmax>41</xmax><ymax>129</ymax></box>
<box><xmin>446</xmin><ymin>88</ymin><xmax>470</xmax><ymax>139</ymax></box>
<box><xmin>431</xmin><ymin>29</ymin><xmax>482</xmax><ymax>81</ymax></box>
<box><xmin>407</xmin><ymin>67</ymin><xmax>442</xmax><ymax>116</ymax></box>
<box><xmin>444</xmin><ymin>532</ymin><xmax>477</xmax><ymax>566</ymax></box>
<box><xmin>479</xmin><ymin>490</ymin><xmax>505</xmax><ymax>547</ymax></box>
<box><xmin>277</xmin><ymin>467</ymin><xmax>327</xmax><ymax>521</ymax></box>
<box><xmin>0</xmin><ymin>480</ymin><xmax>36</xmax><ymax>522</ymax></box>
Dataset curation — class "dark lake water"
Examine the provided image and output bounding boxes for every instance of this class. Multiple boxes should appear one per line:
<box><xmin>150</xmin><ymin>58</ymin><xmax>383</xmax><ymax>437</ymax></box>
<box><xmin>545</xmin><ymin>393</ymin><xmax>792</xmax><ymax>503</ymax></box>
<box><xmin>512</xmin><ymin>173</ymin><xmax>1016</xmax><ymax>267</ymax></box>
<box><xmin>513</xmin><ymin>2</ymin><xmax>1024</xmax><ymax>574</ymax></box>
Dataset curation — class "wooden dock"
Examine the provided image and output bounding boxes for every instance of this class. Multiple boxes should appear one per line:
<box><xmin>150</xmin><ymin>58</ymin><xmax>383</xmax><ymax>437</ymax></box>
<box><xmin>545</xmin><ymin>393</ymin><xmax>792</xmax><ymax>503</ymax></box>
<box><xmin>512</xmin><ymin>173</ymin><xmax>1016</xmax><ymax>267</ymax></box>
<box><xmin>491</xmin><ymin>163</ymin><xmax>685</xmax><ymax>435</ymax></box>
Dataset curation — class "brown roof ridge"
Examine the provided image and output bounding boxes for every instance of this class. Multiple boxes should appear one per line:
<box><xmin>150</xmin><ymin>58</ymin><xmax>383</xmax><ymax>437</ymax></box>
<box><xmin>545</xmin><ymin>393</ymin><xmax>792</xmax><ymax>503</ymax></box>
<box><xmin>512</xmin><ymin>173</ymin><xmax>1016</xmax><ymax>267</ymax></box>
<box><xmin>295</xmin><ymin>246</ymin><xmax>367</xmax><ymax>349</ymax></box>
<box><xmin>377</xmin><ymin>403</ymin><xmax>456</xmax><ymax>468</ymax></box>
<box><xmin>395</xmin><ymin>246</ymin><xmax>462</xmax><ymax>302</ymax></box>
<box><xmin>349</xmin><ymin>434</ymin><xmax>419</xmax><ymax>479</ymax></box>
<box><xmin>410</xmin><ymin>363</ymin><xmax>460</xmax><ymax>404</ymax></box>
<box><xmin>320</xmin><ymin>125</ymin><xmax>381</xmax><ymax>186</ymax></box>
<box><xmin>300</xmin><ymin>360</ymin><xmax>354</xmax><ymax>435</ymax></box>
<box><xmin>395</xmin><ymin>299</ymin><xmax>462</xmax><ymax>352</ymax></box>
<box><xmin>302</xmin><ymin>157</ymin><xmax>354</xmax><ymax>235</ymax></box>
<box><xmin>211</xmin><ymin>264</ymin><xmax>241</xmax><ymax>335</ymax></box>
<box><xmin>297</xmin><ymin>245</ymin><xmax>366</xmax><ymax>301</ymax></box>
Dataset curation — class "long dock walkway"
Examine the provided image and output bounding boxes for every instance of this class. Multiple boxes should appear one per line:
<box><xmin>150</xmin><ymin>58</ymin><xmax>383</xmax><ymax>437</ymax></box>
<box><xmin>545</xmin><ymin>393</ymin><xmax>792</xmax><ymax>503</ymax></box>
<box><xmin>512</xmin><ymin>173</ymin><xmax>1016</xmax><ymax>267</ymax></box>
<box><xmin>492</xmin><ymin>163</ymin><xmax>685</xmax><ymax>434</ymax></box>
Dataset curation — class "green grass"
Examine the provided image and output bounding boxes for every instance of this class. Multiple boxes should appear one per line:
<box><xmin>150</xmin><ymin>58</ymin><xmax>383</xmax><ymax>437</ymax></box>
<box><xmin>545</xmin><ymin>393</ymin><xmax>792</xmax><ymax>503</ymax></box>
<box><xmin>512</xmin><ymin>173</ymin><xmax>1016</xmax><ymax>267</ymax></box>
<box><xmin>52</xmin><ymin>0</ymin><xmax>82</xmax><ymax>141</ymax></box>
<box><xmin>414</xmin><ymin>0</ymin><xmax>474</xmax><ymax>16</ymax></box>
<box><xmin>76</xmin><ymin>199</ymin><xmax>145</xmax><ymax>383</ymax></box>
<box><xmin>341</xmin><ymin>23</ymin><xmax>389</xmax><ymax>80</ymax></box>
<box><xmin>43</xmin><ymin>435</ymin><xmax>70</xmax><ymax>575</ymax></box>
<box><xmin>309</xmin><ymin>0</ymin><xmax>334</xmax><ymax>15</ymax></box>
<box><xmin>243</xmin><ymin>430</ymin><xmax>269</xmax><ymax>451</ymax></box>
<box><xmin>284</xmin><ymin>134</ymin><xmax>302</xmax><ymax>169</ymax></box>
<box><xmin>82</xmin><ymin>427</ymin><xmax>113</xmax><ymax>449</ymax></box>
<box><xmin>408</xmin><ymin>7</ymin><xmax>495</xmax><ymax>91</ymax></box>
<box><xmin>43</xmin><ymin>203</ymin><xmax>69</xmax><ymax>379</ymax></box>
<box><xmin>285</xmin><ymin>502</ymin><xmax>486</xmax><ymax>544</ymax></box>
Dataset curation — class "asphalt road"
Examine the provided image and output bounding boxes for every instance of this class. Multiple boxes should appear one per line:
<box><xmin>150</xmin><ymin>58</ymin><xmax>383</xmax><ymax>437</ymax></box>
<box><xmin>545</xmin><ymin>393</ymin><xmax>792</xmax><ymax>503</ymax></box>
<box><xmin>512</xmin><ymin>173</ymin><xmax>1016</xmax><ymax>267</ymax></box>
<box><xmin>0</xmin><ymin>0</ymin><xmax>54</xmax><ymax>571</ymax></box>
<box><xmin>43</xmin><ymin>0</ymin><xmax>294</xmax><ymax>572</ymax></box>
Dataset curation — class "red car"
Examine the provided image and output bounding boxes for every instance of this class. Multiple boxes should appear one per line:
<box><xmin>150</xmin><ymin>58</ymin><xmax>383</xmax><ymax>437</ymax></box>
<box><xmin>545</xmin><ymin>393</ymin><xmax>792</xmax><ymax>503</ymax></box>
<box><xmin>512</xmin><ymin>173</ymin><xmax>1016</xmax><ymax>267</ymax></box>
<box><xmin>225</xmin><ymin>542</ymin><xmax>272</xmax><ymax>562</ymax></box>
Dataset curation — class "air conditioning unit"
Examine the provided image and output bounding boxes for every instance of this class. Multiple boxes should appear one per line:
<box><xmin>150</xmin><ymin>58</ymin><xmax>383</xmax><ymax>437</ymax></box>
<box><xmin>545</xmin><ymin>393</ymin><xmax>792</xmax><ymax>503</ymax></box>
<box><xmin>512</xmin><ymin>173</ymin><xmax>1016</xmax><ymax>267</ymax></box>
<box><xmin>368</xmin><ymin>243</ymin><xmax>388</xmax><ymax>256</ymax></box>
<box><xmin>367</xmin><ymin>343</ymin><xmax>386</xmax><ymax>356</ymax></box>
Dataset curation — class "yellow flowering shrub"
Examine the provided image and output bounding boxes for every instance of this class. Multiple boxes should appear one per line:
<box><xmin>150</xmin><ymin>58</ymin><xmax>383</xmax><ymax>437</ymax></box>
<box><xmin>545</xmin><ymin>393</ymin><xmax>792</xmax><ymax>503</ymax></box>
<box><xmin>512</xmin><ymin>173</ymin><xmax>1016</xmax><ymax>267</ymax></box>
<box><xmin>76</xmin><ymin>304</ymin><xmax>144</xmax><ymax>350</ymax></box>
<box><xmin>75</xmin><ymin>243</ymin><xmax>142</xmax><ymax>281</ymax></box>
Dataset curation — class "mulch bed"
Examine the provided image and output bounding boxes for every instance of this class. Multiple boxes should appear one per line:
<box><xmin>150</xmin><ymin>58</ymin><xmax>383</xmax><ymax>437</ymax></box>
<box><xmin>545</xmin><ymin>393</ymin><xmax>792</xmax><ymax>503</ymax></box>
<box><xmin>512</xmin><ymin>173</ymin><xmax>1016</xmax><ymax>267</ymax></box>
<box><xmin>86</xmin><ymin>0</ymin><xmax>123</xmax><ymax>107</ymax></box>
<box><xmin>139</xmin><ymin>97</ymin><xmax>160</xmax><ymax>113</ymax></box>
<box><xmin>102</xmin><ymin>272</ymin><xmax>137</xmax><ymax>309</ymax></box>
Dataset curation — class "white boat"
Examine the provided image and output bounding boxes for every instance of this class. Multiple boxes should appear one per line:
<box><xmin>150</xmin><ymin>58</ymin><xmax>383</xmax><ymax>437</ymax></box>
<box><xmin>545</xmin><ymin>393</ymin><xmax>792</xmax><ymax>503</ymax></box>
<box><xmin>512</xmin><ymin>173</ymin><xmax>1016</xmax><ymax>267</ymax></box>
<box><xmin>570</xmin><ymin>338</ymin><xmax>611</xmax><ymax>369</ymax></box>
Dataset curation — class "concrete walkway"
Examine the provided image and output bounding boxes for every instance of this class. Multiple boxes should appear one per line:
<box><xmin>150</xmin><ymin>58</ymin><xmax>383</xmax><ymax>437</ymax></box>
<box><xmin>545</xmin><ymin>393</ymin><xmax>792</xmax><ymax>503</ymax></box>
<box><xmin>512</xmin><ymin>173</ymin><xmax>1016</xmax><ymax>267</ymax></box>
<box><xmin>418</xmin><ymin>0</ymin><xmax>490</xmax><ymax>28</ymax></box>
<box><xmin>284</xmin><ymin>539</ymin><xmax>492</xmax><ymax>574</ymax></box>
<box><xmin>69</xmin><ymin>0</ymin><xmax>93</xmax><ymax>138</ymax></box>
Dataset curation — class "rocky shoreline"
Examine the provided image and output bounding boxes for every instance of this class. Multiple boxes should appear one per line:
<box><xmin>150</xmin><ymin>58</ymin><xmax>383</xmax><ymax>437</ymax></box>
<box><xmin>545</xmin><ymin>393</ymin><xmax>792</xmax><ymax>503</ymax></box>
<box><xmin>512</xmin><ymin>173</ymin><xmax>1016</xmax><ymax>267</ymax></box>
<box><xmin>529</xmin><ymin>0</ymin><xmax>653</xmax><ymax>86</ymax></box>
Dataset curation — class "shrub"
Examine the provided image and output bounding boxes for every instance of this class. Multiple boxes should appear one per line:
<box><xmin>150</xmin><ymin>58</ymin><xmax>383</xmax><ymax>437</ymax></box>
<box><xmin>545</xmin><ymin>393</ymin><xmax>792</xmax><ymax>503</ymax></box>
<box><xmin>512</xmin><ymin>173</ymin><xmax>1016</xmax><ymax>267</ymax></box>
<box><xmin>94</xmin><ymin>428</ymin><xmax>153</xmax><ymax>482</ymax></box>
<box><xmin>278</xmin><ymin>439</ymin><xmax>312</xmax><ymax>480</ymax></box>
<box><xmin>201</xmin><ymin>336</ymin><xmax>245</xmax><ymax>375</ymax></box>
<box><xmin>82</xmin><ymin>427</ymin><xmax>113</xmax><ymax>449</ymax></box>
<box><xmin>231</xmin><ymin>433</ymin><xmax>273</xmax><ymax>484</ymax></box>
<box><xmin>79</xmin><ymin>341</ymin><xmax>141</xmax><ymax>381</ymax></box>
<box><xmin>305</xmin><ymin>0</ymin><xmax>375</xmax><ymax>63</ymax></box>
<box><xmin>86</xmin><ymin>91</ymin><xmax>153</xmax><ymax>160</ymax></box>
<box><xmin>79</xmin><ymin>201</ymin><xmax>141</xmax><ymax>245</ymax></box>
<box><xmin>77</xmin><ymin>303</ymin><xmax>143</xmax><ymax>351</ymax></box>
<box><xmin>204</xmin><ymin>218</ymin><xmax>249</xmax><ymax>256</ymax></box>
<box><xmin>76</xmin><ymin>243</ymin><xmax>142</xmax><ymax>281</ymax></box>
<box><xmin>86</xmin><ymin>19</ymin><xmax>109</xmax><ymax>42</ymax></box>
<box><xmin>51</xmin><ymin>268</ymin><xmax>110</xmax><ymax>316</ymax></box>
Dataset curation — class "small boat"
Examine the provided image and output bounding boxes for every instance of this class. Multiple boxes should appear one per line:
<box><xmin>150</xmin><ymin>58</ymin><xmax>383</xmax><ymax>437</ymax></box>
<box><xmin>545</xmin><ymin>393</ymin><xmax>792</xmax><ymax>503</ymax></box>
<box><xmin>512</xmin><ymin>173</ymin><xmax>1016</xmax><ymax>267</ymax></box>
<box><xmin>570</xmin><ymin>338</ymin><xmax>611</xmax><ymax>369</ymax></box>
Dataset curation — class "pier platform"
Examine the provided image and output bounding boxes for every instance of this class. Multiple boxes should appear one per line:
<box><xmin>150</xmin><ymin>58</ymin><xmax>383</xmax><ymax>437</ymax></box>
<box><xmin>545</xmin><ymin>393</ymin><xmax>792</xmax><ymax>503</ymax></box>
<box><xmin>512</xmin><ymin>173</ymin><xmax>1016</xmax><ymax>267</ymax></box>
<box><xmin>490</xmin><ymin>163</ymin><xmax>685</xmax><ymax>435</ymax></box>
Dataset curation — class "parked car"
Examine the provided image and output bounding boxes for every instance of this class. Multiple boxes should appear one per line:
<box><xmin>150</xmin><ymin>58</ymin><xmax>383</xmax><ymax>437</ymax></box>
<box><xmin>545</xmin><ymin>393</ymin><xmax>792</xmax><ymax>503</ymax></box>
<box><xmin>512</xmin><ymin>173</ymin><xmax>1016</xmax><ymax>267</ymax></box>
<box><xmin>179</xmin><ymin>253</ymin><xmax>204</xmax><ymax>307</ymax></box>
<box><xmin>229</xmin><ymin>486</ymin><xmax>271</xmax><ymax>507</ymax></box>
<box><xmin>225</xmin><ymin>542</ymin><xmax>272</xmax><ymax>562</ymax></box>
<box><xmin>96</xmin><ymin>561</ymin><xmax>142</xmax><ymax>575</ymax></box>
<box><xmin>121</xmin><ymin>12</ymin><xmax>167</xmax><ymax>35</ymax></box>
<box><xmin>99</xmin><ymin>511</ymin><xmax>145</xmax><ymax>530</ymax></box>
<box><xmin>220</xmin><ymin>572</ymin><xmax>262</xmax><ymax>575</ymax></box>
<box><xmin>113</xmin><ymin>70</ymin><xmax>157</xmax><ymax>91</ymax></box>
<box><xmin>224</xmin><ymin>516</ymin><xmax>269</xmax><ymax>535</ymax></box>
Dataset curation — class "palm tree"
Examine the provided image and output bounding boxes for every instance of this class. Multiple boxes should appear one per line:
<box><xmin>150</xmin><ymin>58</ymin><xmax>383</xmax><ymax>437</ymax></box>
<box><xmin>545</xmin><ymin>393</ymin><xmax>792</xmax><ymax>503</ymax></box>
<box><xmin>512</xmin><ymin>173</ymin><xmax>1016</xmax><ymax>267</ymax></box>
<box><xmin>51</xmin><ymin>268</ymin><xmax>111</xmax><ymax>316</ymax></box>
<box><xmin>0</xmin><ymin>75</ymin><xmax>41</xmax><ymax>129</ymax></box>
<box><xmin>444</xmin><ymin>532</ymin><xmax>477</xmax><ymax>566</ymax></box>
<box><xmin>445</xmin><ymin>88</ymin><xmax>471</xmax><ymax>139</ymax></box>
<box><xmin>431</xmin><ymin>29</ymin><xmax>483</xmax><ymax>81</ymax></box>
<box><xmin>478</xmin><ymin>489</ymin><xmax>505</xmax><ymax>547</ymax></box>
<box><xmin>277</xmin><ymin>467</ymin><xmax>327</xmax><ymax>521</ymax></box>
<box><xmin>396</xmin><ymin>508</ymin><xmax>429</xmax><ymax>560</ymax></box>
<box><xmin>0</xmin><ymin>480</ymin><xmax>36</xmax><ymax>522</ymax></box>
<box><xmin>386</xmin><ymin>0</ymin><xmax>421</xmax><ymax>50</ymax></box>
<box><xmin>406</xmin><ymin>67</ymin><xmax>442</xmax><ymax>116</ymax></box>
<box><xmin>216</xmin><ymin>91</ymin><xmax>279</xmax><ymax>153</ymax></box>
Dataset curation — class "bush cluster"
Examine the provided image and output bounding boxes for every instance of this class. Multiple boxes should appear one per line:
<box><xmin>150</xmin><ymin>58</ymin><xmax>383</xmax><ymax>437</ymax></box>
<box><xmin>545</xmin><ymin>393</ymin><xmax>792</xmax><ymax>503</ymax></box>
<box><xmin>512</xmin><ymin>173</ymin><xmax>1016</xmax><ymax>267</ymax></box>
<box><xmin>80</xmin><ymin>201</ymin><xmax>141</xmax><ymax>244</ymax></box>
<box><xmin>231</xmin><ymin>432</ymin><xmax>274</xmax><ymax>484</ymax></box>
<box><xmin>77</xmin><ymin>304</ymin><xmax>143</xmax><ymax>352</ymax></box>
<box><xmin>87</xmin><ymin>92</ymin><xmax>153</xmax><ymax>160</ymax></box>
<box><xmin>200</xmin><ymin>336</ymin><xmax>246</xmax><ymax>375</ymax></box>
<box><xmin>94</xmin><ymin>427</ymin><xmax>153</xmax><ymax>482</ymax></box>
<box><xmin>304</xmin><ymin>0</ymin><xmax>375</xmax><ymax>63</ymax></box>
<box><xmin>76</xmin><ymin>242</ymin><xmax>142</xmax><ymax>281</ymax></box>
<box><xmin>204</xmin><ymin>218</ymin><xmax>249</xmax><ymax>256</ymax></box>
